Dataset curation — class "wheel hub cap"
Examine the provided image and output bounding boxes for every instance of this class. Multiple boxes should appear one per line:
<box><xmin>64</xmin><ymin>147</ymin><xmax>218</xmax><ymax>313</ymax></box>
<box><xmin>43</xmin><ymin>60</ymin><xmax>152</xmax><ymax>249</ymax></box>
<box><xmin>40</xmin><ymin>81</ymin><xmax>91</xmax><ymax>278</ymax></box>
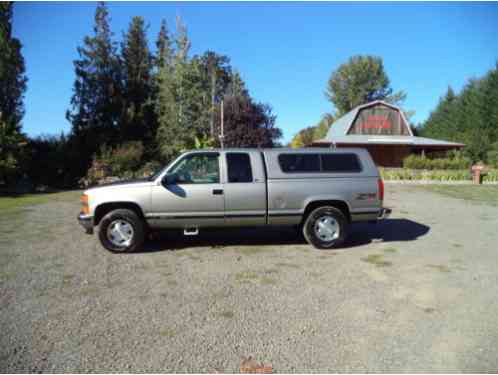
<box><xmin>314</xmin><ymin>215</ymin><xmax>339</xmax><ymax>242</ymax></box>
<box><xmin>107</xmin><ymin>220</ymin><xmax>134</xmax><ymax>247</ymax></box>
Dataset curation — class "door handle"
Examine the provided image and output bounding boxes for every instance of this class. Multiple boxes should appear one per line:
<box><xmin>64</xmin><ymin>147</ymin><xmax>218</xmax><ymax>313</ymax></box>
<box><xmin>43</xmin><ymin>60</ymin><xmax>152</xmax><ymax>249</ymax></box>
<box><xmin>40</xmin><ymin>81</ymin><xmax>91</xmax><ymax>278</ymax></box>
<box><xmin>212</xmin><ymin>189</ymin><xmax>224</xmax><ymax>195</ymax></box>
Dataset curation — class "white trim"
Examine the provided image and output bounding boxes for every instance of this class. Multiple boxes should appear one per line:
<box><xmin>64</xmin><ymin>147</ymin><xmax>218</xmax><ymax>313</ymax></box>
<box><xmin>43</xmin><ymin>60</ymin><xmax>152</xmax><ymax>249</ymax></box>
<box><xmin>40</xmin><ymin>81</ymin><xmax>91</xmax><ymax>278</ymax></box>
<box><xmin>366</xmin><ymin>138</ymin><xmax>413</xmax><ymax>144</ymax></box>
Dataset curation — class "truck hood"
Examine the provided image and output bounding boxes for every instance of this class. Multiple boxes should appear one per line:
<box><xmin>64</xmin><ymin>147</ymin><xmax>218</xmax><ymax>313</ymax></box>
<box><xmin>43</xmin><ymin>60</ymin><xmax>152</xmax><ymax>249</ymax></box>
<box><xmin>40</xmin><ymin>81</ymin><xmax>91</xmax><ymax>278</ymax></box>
<box><xmin>85</xmin><ymin>177</ymin><xmax>153</xmax><ymax>193</ymax></box>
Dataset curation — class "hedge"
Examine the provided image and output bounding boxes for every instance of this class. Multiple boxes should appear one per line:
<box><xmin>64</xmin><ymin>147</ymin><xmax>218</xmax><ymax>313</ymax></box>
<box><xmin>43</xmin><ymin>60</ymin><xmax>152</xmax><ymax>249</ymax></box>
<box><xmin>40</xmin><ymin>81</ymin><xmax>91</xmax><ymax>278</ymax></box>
<box><xmin>380</xmin><ymin>168</ymin><xmax>470</xmax><ymax>181</ymax></box>
<box><xmin>380</xmin><ymin>168</ymin><xmax>498</xmax><ymax>182</ymax></box>
<box><xmin>403</xmin><ymin>154</ymin><xmax>472</xmax><ymax>170</ymax></box>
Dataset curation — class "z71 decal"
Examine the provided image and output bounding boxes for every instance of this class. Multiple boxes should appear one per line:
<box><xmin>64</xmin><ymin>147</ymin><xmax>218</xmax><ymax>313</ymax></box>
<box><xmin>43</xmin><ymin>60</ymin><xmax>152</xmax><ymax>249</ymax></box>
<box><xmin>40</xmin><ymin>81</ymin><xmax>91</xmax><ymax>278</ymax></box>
<box><xmin>355</xmin><ymin>193</ymin><xmax>377</xmax><ymax>201</ymax></box>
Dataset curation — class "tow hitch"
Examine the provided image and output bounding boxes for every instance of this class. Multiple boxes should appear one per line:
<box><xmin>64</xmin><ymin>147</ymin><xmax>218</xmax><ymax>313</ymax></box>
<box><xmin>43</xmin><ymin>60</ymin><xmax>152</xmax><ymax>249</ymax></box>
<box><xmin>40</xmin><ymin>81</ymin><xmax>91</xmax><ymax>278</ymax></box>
<box><xmin>378</xmin><ymin>208</ymin><xmax>392</xmax><ymax>220</ymax></box>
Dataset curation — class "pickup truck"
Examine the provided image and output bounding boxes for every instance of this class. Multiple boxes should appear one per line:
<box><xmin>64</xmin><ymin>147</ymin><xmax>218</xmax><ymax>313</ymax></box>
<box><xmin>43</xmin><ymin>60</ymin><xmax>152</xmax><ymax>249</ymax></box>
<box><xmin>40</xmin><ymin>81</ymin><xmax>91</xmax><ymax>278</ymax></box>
<box><xmin>78</xmin><ymin>148</ymin><xmax>391</xmax><ymax>252</ymax></box>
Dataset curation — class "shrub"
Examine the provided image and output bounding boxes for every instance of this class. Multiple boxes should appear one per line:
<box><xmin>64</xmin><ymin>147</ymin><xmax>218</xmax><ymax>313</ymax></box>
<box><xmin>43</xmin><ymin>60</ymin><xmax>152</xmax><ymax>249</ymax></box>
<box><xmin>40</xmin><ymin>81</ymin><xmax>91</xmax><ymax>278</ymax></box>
<box><xmin>483</xmin><ymin>169</ymin><xmax>498</xmax><ymax>183</ymax></box>
<box><xmin>380</xmin><ymin>168</ymin><xmax>472</xmax><ymax>181</ymax></box>
<box><xmin>136</xmin><ymin>160</ymin><xmax>162</xmax><ymax>178</ymax></box>
<box><xmin>106</xmin><ymin>141</ymin><xmax>144</xmax><ymax>176</ymax></box>
<box><xmin>403</xmin><ymin>154</ymin><xmax>472</xmax><ymax>170</ymax></box>
<box><xmin>84</xmin><ymin>142</ymin><xmax>144</xmax><ymax>185</ymax></box>
<box><xmin>26</xmin><ymin>134</ymin><xmax>75</xmax><ymax>189</ymax></box>
<box><xmin>83</xmin><ymin>157</ymin><xmax>112</xmax><ymax>187</ymax></box>
<box><xmin>486</xmin><ymin>142</ymin><xmax>498</xmax><ymax>168</ymax></box>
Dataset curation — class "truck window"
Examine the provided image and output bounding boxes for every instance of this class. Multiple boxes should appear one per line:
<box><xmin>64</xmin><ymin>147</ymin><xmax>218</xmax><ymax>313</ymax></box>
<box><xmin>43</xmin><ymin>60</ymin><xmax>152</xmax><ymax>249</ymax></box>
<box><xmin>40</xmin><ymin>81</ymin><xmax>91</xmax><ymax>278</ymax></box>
<box><xmin>278</xmin><ymin>154</ymin><xmax>320</xmax><ymax>173</ymax></box>
<box><xmin>226</xmin><ymin>153</ymin><xmax>253</xmax><ymax>183</ymax></box>
<box><xmin>321</xmin><ymin>154</ymin><xmax>362</xmax><ymax>172</ymax></box>
<box><xmin>169</xmin><ymin>153</ymin><xmax>220</xmax><ymax>184</ymax></box>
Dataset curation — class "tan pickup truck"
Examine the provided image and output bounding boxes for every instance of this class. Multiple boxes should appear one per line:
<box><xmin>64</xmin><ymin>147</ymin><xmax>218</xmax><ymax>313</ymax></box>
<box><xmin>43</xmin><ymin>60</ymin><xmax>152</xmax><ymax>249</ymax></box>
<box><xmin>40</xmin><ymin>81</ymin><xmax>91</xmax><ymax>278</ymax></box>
<box><xmin>78</xmin><ymin>148</ymin><xmax>391</xmax><ymax>252</ymax></box>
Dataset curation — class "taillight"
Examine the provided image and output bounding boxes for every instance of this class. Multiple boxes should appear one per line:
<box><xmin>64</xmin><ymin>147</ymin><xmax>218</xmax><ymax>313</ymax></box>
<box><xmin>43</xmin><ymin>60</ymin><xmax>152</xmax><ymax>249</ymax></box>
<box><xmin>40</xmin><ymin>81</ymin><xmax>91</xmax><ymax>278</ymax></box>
<box><xmin>81</xmin><ymin>194</ymin><xmax>89</xmax><ymax>214</ymax></box>
<box><xmin>378</xmin><ymin>178</ymin><xmax>384</xmax><ymax>201</ymax></box>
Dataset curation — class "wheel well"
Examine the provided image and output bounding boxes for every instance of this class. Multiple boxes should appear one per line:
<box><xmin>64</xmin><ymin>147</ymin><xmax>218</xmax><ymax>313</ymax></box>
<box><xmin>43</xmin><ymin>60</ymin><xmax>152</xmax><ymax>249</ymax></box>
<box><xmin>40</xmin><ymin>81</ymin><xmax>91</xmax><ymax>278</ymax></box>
<box><xmin>93</xmin><ymin>202</ymin><xmax>145</xmax><ymax>226</ymax></box>
<box><xmin>302</xmin><ymin>200</ymin><xmax>351</xmax><ymax>224</ymax></box>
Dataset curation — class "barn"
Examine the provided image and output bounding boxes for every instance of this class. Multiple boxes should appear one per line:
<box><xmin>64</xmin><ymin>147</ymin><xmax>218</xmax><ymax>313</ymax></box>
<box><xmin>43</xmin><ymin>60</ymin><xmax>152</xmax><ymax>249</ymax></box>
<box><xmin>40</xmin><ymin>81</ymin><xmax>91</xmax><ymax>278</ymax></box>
<box><xmin>312</xmin><ymin>100</ymin><xmax>464</xmax><ymax>167</ymax></box>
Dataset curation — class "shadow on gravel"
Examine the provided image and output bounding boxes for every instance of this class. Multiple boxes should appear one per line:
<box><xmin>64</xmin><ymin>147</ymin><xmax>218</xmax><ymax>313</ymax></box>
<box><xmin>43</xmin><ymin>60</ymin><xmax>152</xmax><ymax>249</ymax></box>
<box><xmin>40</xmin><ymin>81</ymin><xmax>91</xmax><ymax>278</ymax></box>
<box><xmin>344</xmin><ymin>218</ymin><xmax>430</xmax><ymax>248</ymax></box>
<box><xmin>137</xmin><ymin>218</ymin><xmax>430</xmax><ymax>253</ymax></box>
<box><xmin>139</xmin><ymin>226</ymin><xmax>306</xmax><ymax>253</ymax></box>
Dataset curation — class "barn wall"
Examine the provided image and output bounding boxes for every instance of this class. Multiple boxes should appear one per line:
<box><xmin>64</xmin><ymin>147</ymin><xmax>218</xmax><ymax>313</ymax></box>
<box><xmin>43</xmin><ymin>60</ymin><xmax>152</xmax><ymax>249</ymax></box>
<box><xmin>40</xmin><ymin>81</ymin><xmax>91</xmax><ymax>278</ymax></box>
<box><xmin>336</xmin><ymin>144</ymin><xmax>412</xmax><ymax>167</ymax></box>
<box><xmin>348</xmin><ymin>104</ymin><xmax>410</xmax><ymax>136</ymax></box>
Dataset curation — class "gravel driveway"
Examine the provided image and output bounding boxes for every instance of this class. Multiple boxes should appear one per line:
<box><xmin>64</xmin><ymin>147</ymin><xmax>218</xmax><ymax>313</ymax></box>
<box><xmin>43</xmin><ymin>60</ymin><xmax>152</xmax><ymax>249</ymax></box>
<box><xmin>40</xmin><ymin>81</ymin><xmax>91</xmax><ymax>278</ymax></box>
<box><xmin>1</xmin><ymin>185</ymin><xmax>498</xmax><ymax>372</ymax></box>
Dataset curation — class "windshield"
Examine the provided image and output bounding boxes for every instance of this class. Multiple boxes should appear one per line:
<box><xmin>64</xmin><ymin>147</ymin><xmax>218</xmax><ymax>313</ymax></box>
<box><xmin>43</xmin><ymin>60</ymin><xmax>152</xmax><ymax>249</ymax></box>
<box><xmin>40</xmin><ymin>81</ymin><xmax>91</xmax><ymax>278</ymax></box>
<box><xmin>147</xmin><ymin>154</ymin><xmax>183</xmax><ymax>181</ymax></box>
<box><xmin>148</xmin><ymin>162</ymin><xmax>175</xmax><ymax>181</ymax></box>
<box><xmin>147</xmin><ymin>167</ymin><xmax>165</xmax><ymax>181</ymax></box>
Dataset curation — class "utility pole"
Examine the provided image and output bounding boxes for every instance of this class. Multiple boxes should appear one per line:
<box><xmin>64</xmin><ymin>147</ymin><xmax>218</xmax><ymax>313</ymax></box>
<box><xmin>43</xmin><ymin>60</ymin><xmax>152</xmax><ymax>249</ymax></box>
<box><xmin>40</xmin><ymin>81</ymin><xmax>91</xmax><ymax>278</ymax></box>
<box><xmin>219</xmin><ymin>100</ymin><xmax>224</xmax><ymax>149</ymax></box>
<box><xmin>209</xmin><ymin>63</ymin><xmax>216</xmax><ymax>138</ymax></box>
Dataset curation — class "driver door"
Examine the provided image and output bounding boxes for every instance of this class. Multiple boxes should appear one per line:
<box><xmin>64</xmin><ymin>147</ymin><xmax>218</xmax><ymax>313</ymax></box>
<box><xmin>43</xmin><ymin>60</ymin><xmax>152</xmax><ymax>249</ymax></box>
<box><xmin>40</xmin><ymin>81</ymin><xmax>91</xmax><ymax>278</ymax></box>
<box><xmin>149</xmin><ymin>152</ymin><xmax>225</xmax><ymax>228</ymax></box>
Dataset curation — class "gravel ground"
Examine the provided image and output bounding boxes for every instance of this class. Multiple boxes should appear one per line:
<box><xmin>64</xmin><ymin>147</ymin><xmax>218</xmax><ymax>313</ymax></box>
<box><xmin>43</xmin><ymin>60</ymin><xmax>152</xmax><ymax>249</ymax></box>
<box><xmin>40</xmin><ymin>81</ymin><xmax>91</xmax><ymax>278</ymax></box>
<box><xmin>1</xmin><ymin>185</ymin><xmax>498</xmax><ymax>372</ymax></box>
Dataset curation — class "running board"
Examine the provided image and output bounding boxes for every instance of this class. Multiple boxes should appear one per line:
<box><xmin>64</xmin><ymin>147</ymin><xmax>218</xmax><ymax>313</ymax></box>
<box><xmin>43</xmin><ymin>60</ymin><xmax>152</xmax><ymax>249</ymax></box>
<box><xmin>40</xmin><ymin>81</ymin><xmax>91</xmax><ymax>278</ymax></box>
<box><xmin>183</xmin><ymin>227</ymin><xmax>199</xmax><ymax>236</ymax></box>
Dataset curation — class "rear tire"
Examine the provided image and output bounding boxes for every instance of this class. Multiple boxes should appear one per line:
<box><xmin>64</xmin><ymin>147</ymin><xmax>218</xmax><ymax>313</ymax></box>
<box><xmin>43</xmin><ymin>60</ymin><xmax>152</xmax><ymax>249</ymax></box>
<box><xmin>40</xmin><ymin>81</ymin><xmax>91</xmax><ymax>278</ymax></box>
<box><xmin>303</xmin><ymin>206</ymin><xmax>348</xmax><ymax>249</ymax></box>
<box><xmin>98</xmin><ymin>209</ymin><xmax>145</xmax><ymax>253</ymax></box>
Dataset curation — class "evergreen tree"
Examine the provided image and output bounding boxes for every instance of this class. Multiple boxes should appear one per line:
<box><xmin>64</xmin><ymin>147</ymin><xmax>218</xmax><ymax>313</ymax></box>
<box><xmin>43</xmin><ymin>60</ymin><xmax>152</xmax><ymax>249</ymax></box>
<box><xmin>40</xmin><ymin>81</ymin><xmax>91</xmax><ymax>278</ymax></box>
<box><xmin>174</xmin><ymin>58</ymin><xmax>205</xmax><ymax>142</ymax></box>
<box><xmin>226</xmin><ymin>71</ymin><xmax>248</xmax><ymax>98</ymax></box>
<box><xmin>198</xmin><ymin>51</ymin><xmax>232</xmax><ymax>137</ymax></box>
<box><xmin>66</xmin><ymin>1</ymin><xmax>122</xmax><ymax>178</ymax></box>
<box><xmin>480</xmin><ymin>62</ymin><xmax>498</xmax><ymax>142</ymax></box>
<box><xmin>155</xmin><ymin>19</ymin><xmax>173</xmax><ymax>70</ymax></box>
<box><xmin>0</xmin><ymin>2</ymin><xmax>28</xmax><ymax>183</ymax></box>
<box><xmin>155</xmin><ymin>18</ymin><xmax>190</xmax><ymax>160</ymax></box>
<box><xmin>422</xmin><ymin>86</ymin><xmax>459</xmax><ymax>141</ymax></box>
<box><xmin>174</xmin><ymin>16</ymin><xmax>190</xmax><ymax>64</ymax></box>
<box><xmin>420</xmin><ymin>62</ymin><xmax>498</xmax><ymax>162</ymax></box>
<box><xmin>121</xmin><ymin>16</ymin><xmax>154</xmax><ymax>145</ymax></box>
<box><xmin>156</xmin><ymin>19</ymin><xmax>226</xmax><ymax>160</ymax></box>
<box><xmin>456</xmin><ymin>79</ymin><xmax>487</xmax><ymax>161</ymax></box>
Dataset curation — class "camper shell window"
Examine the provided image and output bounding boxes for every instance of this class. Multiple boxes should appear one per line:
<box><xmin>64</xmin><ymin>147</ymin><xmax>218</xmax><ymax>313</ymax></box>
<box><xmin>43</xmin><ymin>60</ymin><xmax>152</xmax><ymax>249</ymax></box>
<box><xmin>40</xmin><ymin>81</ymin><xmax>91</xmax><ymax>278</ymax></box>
<box><xmin>278</xmin><ymin>153</ymin><xmax>362</xmax><ymax>173</ymax></box>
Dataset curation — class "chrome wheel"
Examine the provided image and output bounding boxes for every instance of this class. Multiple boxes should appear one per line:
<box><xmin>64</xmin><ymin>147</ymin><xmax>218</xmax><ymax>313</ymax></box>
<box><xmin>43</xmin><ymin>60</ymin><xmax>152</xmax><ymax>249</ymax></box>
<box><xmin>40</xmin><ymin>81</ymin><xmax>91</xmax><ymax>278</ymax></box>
<box><xmin>314</xmin><ymin>215</ymin><xmax>340</xmax><ymax>242</ymax></box>
<box><xmin>106</xmin><ymin>220</ymin><xmax>134</xmax><ymax>248</ymax></box>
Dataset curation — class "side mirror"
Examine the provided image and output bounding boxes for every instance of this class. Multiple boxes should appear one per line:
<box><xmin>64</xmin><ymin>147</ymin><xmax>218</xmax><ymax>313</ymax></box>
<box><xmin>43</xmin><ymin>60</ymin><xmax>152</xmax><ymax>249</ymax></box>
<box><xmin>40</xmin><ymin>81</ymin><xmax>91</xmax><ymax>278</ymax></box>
<box><xmin>162</xmin><ymin>173</ymin><xmax>177</xmax><ymax>186</ymax></box>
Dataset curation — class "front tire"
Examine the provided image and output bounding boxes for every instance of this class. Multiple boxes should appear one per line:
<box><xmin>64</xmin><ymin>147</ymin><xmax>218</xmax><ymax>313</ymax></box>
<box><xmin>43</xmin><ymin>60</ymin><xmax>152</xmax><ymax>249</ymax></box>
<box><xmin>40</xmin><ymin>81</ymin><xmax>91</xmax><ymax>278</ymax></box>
<box><xmin>303</xmin><ymin>206</ymin><xmax>348</xmax><ymax>249</ymax></box>
<box><xmin>98</xmin><ymin>209</ymin><xmax>145</xmax><ymax>253</ymax></box>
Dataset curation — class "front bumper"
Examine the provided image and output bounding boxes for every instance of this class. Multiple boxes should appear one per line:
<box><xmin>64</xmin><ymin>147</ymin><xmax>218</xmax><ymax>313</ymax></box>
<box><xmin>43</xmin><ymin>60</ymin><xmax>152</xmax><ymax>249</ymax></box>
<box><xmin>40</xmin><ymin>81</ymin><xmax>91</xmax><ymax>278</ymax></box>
<box><xmin>378</xmin><ymin>207</ymin><xmax>392</xmax><ymax>220</ymax></box>
<box><xmin>78</xmin><ymin>212</ymin><xmax>94</xmax><ymax>234</ymax></box>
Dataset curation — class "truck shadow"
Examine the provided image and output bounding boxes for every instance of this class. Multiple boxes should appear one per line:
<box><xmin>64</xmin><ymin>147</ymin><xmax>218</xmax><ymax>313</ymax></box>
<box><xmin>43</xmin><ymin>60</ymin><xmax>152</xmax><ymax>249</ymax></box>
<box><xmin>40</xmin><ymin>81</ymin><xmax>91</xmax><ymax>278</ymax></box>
<box><xmin>344</xmin><ymin>218</ymin><xmax>430</xmax><ymax>248</ymax></box>
<box><xmin>139</xmin><ymin>218</ymin><xmax>430</xmax><ymax>252</ymax></box>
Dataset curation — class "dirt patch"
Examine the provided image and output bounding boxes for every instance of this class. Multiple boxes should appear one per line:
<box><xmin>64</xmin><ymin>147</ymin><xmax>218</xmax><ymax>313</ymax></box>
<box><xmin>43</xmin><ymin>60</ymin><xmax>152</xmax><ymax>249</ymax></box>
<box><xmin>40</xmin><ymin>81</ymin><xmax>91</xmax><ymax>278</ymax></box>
<box><xmin>361</xmin><ymin>254</ymin><xmax>392</xmax><ymax>267</ymax></box>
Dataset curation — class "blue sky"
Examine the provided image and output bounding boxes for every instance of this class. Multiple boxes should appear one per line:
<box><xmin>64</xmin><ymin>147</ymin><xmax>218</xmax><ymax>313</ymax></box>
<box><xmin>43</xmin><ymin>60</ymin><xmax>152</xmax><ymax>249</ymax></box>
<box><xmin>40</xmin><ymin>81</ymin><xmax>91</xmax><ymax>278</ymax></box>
<box><xmin>12</xmin><ymin>1</ymin><xmax>498</xmax><ymax>143</ymax></box>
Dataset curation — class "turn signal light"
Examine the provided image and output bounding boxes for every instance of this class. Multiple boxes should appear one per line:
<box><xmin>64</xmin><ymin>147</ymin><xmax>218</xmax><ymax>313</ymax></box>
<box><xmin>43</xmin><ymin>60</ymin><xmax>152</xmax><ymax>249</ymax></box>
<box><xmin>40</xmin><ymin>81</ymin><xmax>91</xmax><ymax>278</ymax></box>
<box><xmin>81</xmin><ymin>194</ymin><xmax>89</xmax><ymax>214</ymax></box>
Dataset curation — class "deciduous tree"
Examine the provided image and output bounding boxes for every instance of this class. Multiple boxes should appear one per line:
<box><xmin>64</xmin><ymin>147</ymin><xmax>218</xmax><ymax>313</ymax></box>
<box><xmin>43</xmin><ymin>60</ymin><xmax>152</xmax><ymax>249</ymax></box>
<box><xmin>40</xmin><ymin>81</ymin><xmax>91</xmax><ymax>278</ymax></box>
<box><xmin>216</xmin><ymin>94</ymin><xmax>281</xmax><ymax>148</ymax></box>
<box><xmin>325</xmin><ymin>55</ymin><xmax>406</xmax><ymax>116</ymax></box>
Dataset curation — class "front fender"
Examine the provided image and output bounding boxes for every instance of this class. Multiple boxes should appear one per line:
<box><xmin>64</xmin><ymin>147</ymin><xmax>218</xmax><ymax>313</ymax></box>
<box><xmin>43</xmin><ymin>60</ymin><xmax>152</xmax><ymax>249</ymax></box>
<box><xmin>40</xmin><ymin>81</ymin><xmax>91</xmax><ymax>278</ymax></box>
<box><xmin>87</xmin><ymin>185</ymin><xmax>152</xmax><ymax>216</ymax></box>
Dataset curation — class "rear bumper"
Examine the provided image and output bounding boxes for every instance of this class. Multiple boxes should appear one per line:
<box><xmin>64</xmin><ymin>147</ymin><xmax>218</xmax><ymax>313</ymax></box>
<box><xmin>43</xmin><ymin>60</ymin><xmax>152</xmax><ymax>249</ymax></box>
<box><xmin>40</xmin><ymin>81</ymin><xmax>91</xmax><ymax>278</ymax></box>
<box><xmin>378</xmin><ymin>207</ymin><xmax>392</xmax><ymax>220</ymax></box>
<box><xmin>78</xmin><ymin>212</ymin><xmax>94</xmax><ymax>234</ymax></box>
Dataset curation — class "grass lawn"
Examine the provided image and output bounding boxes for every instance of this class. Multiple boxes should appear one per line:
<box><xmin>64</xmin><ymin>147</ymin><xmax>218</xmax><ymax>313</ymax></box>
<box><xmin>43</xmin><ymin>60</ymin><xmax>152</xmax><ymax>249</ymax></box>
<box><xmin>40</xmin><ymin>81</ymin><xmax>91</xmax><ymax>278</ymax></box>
<box><xmin>0</xmin><ymin>190</ymin><xmax>81</xmax><ymax>213</ymax></box>
<box><xmin>421</xmin><ymin>185</ymin><xmax>498</xmax><ymax>205</ymax></box>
